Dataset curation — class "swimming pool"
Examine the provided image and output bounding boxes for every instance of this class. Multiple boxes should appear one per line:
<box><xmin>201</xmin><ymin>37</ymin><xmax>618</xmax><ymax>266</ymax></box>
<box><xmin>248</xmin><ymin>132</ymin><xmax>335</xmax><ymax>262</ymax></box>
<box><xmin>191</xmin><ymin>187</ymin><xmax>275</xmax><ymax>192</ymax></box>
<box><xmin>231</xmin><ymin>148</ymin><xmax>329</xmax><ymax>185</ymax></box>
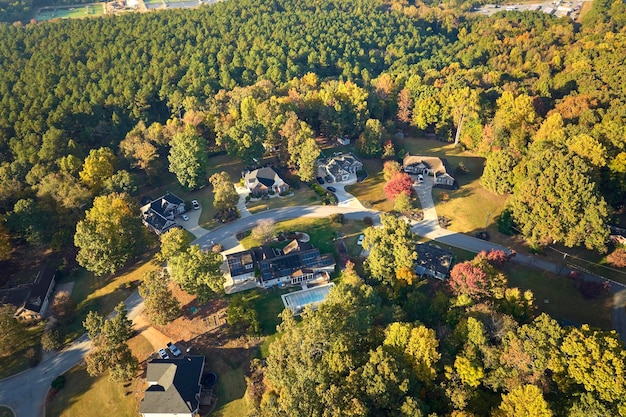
<box><xmin>281</xmin><ymin>283</ymin><xmax>335</xmax><ymax>314</ymax></box>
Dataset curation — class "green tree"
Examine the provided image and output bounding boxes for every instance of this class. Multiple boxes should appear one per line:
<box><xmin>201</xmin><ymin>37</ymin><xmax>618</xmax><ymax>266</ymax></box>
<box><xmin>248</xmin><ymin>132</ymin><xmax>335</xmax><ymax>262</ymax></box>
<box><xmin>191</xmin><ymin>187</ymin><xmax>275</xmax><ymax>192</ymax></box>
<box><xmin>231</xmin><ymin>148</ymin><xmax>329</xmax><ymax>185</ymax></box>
<box><xmin>481</xmin><ymin>150</ymin><xmax>519</xmax><ymax>195</ymax></box>
<box><xmin>494</xmin><ymin>384</ymin><xmax>553</xmax><ymax>417</ymax></box>
<box><xmin>169</xmin><ymin>245</ymin><xmax>225</xmax><ymax>302</ymax></box>
<box><xmin>227</xmin><ymin>294</ymin><xmax>260</xmax><ymax>336</ymax></box>
<box><xmin>6</xmin><ymin>198</ymin><xmax>52</xmax><ymax>246</ymax></box>
<box><xmin>36</xmin><ymin>172</ymin><xmax>91</xmax><ymax>210</ymax></box>
<box><xmin>209</xmin><ymin>171</ymin><xmax>239</xmax><ymax>210</ymax></box>
<box><xmin>83</xmin><ymin>311</ymin><xmax>105</xmax><ymax>339</ymax></box>
<box><xmin>168</xmin><ymin>125</ymin><xmax>209</xmax><ymax>190</ymax></box>
<box><xmin>158</xmin><ymin>227</ymin><xmax>192</xmax><ymax>262</ymax></box>
<box><xmin>220</xmin><ymin>118</ymin><xmax>267</xmax><ymax>166</ymax></box>
<box><xmin>281</xmin><ymin>112</ymin><xmax>320</xmax><ymax>182</ymax></box>
<box><xmin>384</xmin><ymin>322</ymin><xmax>441</xmax><ymax>383</ymax></box>
<box><xmin>139</xmin><ymin>269</ymin><xmax>181</xmax><ymax>326</ymax></box>
<box><xmin>357</xmin><ymin>118</ymin><xmax>383</xmax><ymax>157</ymax></box>
<box><xmin>79</xmin><ymin>147</ymin><xmax>116</xmax><ymax>191</ymax></box>
<box><xmin>363</xmin><ymin>214</ymin><xmax>417</xmax><ymax>286</ymax></box>
<box><xmin>74</xmin><ymin>193</ymin><xmax>144</xmax><ymax>276</ymax></box>
<box><xmin>0</xmin><ymin>222</ymin><xmax>13</xmax><ymax>261</ymax></box>
<box><xmin>509</xmin><ymin>148</ymin><xmax>609</xmax><ymax>251</ymax></box>
<box><xmin>102</xmin><ymin>302</ymin><xmax>133</xmax><ymax>344</ymax></box>
<box><xmin>394</xmin><ymin>191</ymin><xmax>412</xmax><ymax>212</ymax></box>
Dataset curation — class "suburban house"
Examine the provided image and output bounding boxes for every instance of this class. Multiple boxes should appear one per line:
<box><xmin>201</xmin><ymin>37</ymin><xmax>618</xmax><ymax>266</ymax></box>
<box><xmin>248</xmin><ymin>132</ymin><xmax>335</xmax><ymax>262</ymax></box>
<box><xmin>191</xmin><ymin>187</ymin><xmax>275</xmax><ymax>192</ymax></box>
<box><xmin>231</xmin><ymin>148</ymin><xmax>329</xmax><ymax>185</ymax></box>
<box><xmin>414</xmin><ymin>243</ymin><xmax>455</xmax><ymax>280</ymax></box>
<box><xmin>224</xmin><ymin>239</ymin><xmax>335</xmax><ymax>288</ymax></box>
<box><xmin>243</xmin><ymin>167</ymin><xmax>289</xmax><ymax>196</ymax></box>
<box><xmin>0</xmin><ymin>264</ymin><xmax>56</xmax><ymax>321</ymax></box>
<box><xmin>140</xmin><ymin>355</ymin><xmax>205</xmax><ymax>417</ymax></box>
<box><xmin>318</xmin><ymin>152</ymin><xmax>363</xmax><ymax>183</ymax></box>
<box><xmin>402</xmin><ymin>153</ymin><xmax>456</xmax><ymax>187</ymax></box>
<box><xmin>140</xmin><ymin>192</ymin><xmax>186</xmax><ymax>235</ymax></box>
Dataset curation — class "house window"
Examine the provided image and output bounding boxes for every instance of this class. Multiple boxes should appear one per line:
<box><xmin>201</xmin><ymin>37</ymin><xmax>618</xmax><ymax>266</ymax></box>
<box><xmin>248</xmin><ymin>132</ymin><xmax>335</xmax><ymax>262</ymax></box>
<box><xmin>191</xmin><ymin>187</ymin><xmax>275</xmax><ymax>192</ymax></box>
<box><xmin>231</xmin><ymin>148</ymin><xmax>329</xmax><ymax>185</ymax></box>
<box><xmin>245</xmin><ymin>264</ymin><xmax>253</xmax><ymax>270</ymax></box>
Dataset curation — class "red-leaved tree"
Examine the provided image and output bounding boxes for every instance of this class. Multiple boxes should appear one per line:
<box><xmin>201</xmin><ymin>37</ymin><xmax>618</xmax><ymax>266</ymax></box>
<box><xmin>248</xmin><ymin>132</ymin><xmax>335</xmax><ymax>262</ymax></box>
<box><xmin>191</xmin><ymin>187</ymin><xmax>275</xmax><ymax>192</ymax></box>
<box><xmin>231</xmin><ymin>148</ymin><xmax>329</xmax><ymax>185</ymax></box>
<box><xmin>384</xmin><ymin>172</ymin><xmax>413</xmax><ymax>201</ymax></box>
<box><xmin>448</xmin><ymin>262</ymin><xmax>490</xmax><ymax>298</ymax></box>
<box><xmin>477</xmin><ymin>250</ymin><xmax>509</xmax><ymax>269</ymax></box>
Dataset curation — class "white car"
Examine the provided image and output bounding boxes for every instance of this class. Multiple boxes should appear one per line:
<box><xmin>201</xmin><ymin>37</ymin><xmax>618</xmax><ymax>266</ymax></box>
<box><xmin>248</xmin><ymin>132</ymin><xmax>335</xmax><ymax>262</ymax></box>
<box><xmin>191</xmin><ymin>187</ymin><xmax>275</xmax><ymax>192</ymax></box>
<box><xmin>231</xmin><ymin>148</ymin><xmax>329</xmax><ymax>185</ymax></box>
<box><xmin>191</xmin><ymin>200</ymin><xmax>200</xmax><ymax>210</ymax></box>
<box><xmin>417</xmin><ymin>174</ymin><xmax>424</xmax><ymax>183</ymax></box>
<box><xmin>158</xmin><ymin>348</ymin><xmax>170</xmax><ymax>359</ymax></box>
<box><xmin>181</xmin><ymin>214</ymin><xmax>189</xmax><ymax>221</ymax></box>
<box><xmin>357</xmin><ymin>234</ymin><xmax>365</xmax><ymax>246</ymax></box>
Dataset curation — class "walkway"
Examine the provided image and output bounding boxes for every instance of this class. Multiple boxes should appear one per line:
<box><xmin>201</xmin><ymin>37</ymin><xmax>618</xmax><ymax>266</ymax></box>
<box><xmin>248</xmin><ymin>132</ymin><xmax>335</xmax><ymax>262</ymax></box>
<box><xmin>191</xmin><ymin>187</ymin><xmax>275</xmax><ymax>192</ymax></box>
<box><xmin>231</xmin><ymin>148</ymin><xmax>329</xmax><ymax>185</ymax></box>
<box><xmin>178</xmin><ymin>205</ymin><xmax>210</xmax><ymax>239</ymax></box>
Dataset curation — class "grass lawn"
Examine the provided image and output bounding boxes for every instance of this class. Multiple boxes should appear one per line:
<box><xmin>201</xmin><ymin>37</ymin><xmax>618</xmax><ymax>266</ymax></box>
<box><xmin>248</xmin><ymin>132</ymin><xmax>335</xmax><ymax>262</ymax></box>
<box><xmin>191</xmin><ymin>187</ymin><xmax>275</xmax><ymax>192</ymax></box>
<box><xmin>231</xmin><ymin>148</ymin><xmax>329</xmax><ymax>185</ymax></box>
<box><xmin>505</xmin><ymin>264</ymin><xmax>611</xmax><ymax>329</ymax></box>
<box><xmin>0</xmin><ymin>323</ymin><xmax>43</xmax><ymax>379</ymax></box>
<box><xmin>46</xmin><ymin>366</ymin><xmax>140</xmax><ymax>417</ymax></box>
<box><xmin>239</xmin><ymin>218</ymin><xmax>366</xmax><ymax>257</ymax></box>
<box><xmin>247</xmin><ymin>186</ymin><xmax>321</xmax><ymax>214</ymax></box>
<box><xmin>0</xmin><ymin>406</ymin><xmax>14</xmax><ymax>417</ymax></box>
<box><xmin>397</xmin><ymin>137</ymin><xmax>508</xmax><ymax>235</ymax></box>
<box><xmin>61</xmin><ymin>252</ymin><xmax>159</xmax><ymax>342</ymax></box>
<box><xmin>205</xmin><ymin>354</ymin><xmax>247</xmax><ymax>417</ymax></box>
<box><xmin>345</xmin><ymin>159</ymin><xmax>395</xmax><ymax>212</ymax></box>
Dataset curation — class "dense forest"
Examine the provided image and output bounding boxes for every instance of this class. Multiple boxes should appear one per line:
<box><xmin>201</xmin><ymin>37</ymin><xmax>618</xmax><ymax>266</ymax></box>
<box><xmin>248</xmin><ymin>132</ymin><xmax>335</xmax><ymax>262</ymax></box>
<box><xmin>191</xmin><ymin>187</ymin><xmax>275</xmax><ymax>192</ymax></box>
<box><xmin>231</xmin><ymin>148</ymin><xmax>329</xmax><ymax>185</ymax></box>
<box><xmin>0</xmin><ymin>0</ymin><xmax>626</xmax><ymax>414</ymax></box>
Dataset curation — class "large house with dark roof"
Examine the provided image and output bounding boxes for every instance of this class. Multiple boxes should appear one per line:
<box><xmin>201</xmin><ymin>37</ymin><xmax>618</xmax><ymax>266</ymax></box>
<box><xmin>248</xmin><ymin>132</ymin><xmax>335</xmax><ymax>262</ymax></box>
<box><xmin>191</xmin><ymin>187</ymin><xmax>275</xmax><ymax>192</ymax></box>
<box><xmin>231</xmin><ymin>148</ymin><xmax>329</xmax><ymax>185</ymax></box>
<box><xmin>403</xmin><ymin>153</ymin><xmax>456</xmax><ymax>187</ymax></box>
<box><xmin>225</xmin><ymin>239</ymin><xmax>335</xmax><ymax>288</ymax></box>
<box><xmin>0</xmin><ymin>264</ymin><xmax>56</xmax><ymax>321</ymax></box>
<box><xmin>243</xmin><ymin>167</ymin><xmax>288</xmax><ymax>196</ymax></box>
<box><xmin>140</xmin><ymin>355</ymin><xmax>205</xmax><ymax>417</ymax></box>
<box><xmin>140</xmin><ymin>192</ymin><xmax>186</xmax><ymax>235</ymax></box>
<box><xmin>318</xmin><ymin>152</ymin><xmax>363</xmax><ymax>183</ymax></box>
<box><xmin>414</xmin><ymin>243</ymin><xmax>455</xmax><ymax>280</ymax></box>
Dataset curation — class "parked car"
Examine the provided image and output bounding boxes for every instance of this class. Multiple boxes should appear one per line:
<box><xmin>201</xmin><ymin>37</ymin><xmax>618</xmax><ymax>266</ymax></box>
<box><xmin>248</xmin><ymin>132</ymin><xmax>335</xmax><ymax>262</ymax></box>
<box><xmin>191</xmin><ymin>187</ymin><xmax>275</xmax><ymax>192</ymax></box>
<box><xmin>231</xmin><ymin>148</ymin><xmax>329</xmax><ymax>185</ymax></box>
<box><xmin>316</xmin><ymin>177</ymin><xmax>325</xmax><ymax>184</ymax></box>
<box><xmin>167</xmin><ymin>342</ymin><xmax>181</xmax><ymax>357</ymax></box>
<box><xmin>327</xmin><ymin>186</ymin><xmax>337</xmax><ymax>193</ymax></box>
<box><xmin>181</xmin><ymin>214</ymin><xmax>189</xmax><ymax>221</ymax></box>
<box><xmin>357</xmin><ymin>234</ymin><xmax>365</xmax><ymax>246</ymax></box>
<box><xmin>417</xmin><ymin>174</ymin><xmax>424</xmax><ymax>183</ymax></box>
<box><xmin>192</xmin><ymin>200</ymin><xmax>200</xmax><ymax>210</ymax></box>
<box><xmin>158</xmin><ymin>348</ymin><xmax>170</xmax><ymax>359</ymax></box>
<box><xmin>324</xmin><ymin>175</ymin><xmax>333</xmax><ymax>183</ymax></box>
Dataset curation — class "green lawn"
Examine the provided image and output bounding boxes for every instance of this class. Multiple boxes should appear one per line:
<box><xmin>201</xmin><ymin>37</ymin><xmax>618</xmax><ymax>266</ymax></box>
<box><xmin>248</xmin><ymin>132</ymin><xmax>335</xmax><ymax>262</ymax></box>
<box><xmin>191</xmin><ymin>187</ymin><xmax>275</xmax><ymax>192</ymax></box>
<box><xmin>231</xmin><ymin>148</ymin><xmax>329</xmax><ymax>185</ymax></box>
<box><xmin>397</xmin><ymin>137</ymin><xmax>508</xmax><ymax>235</ymax></box>
<box><xmin>0</xmin><ymin>323</ymin><xmax>43</xmax><ymax>379</ymax></box>
<box><xmin>46</xmin><ymin>366</ymin><xmax>139</xmax><ymax>417</ymax></box>
<box><xmin>0</xmin><ymin>406</ymin><xmax>15</xmax><ymax>417</ymax></box>
<box><xmin>345</xmin><ymin>159</ymin><xmax>395</xmax><ymax>212</ymax></box>
<box><xmin>206</xmin><ymin>354</ymin><xmax>247</xmax><ymax>417</ymax></box>
<box><xmin>61</xmin><ymin>252</ymin><xmax>159</xmax><ymax>342</ymax></box>
<box><xmin>247</xmin><ymin>186</ymin><xmax>320</xmax><ymax>214</ymax></box>
<box><xmin>36</xmin><ymin>4</ymin><xmax>105</xmax><ymax>21</ymax></box>
<box><xmin>505</xmin><ymin>264</ymin><xmax>611</xmax><ymax>329</ymax></box>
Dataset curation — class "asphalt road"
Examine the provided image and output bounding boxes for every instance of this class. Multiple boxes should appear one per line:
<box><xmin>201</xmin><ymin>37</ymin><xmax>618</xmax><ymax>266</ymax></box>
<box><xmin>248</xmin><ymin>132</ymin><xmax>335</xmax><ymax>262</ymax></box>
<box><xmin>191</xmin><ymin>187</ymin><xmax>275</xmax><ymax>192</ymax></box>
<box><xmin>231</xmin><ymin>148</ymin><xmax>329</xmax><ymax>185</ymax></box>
<box><xmin>0</xmin><ymin>291</ymin><xmax>144</xmax><ymax>417</ymax></box>
<box><xmin>4</xmin><ymin>192</ymin><xmax>626</xmax><ymax>416</ymax></box>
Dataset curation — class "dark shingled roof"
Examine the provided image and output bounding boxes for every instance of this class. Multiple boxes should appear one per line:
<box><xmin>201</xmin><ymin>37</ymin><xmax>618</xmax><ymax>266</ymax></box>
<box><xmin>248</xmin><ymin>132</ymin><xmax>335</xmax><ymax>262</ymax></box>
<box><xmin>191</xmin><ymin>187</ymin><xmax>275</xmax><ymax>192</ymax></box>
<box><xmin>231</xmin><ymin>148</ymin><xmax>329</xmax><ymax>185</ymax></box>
<box><xmin>23</xmin><ymin>264</ymin><xmax>56</xmax><ymax>314</ymax></box>
<box><xmin>140</xmin><ymin>356</ymin><xmax>205</xmax><ymax>415</ymax></box>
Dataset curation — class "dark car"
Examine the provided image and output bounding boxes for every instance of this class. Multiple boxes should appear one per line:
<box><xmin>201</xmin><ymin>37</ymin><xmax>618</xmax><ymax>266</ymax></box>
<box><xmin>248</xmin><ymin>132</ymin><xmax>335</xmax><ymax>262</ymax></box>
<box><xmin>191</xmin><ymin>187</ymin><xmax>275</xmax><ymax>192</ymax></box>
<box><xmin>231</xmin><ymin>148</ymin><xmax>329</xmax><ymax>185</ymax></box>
<box><xmin>327</xmin><ymin>186</ymin><xmax>337</xmax><ymax>193</ymax></box>
<box><xmin>324</xmin><ymin>175</ymin><xmax>333</xmax><ymax>183</ymax></box>
<box><xmin>316</xmin><ymin>177</ymin><xmax>325</xmax><ymax>184</ymax></box>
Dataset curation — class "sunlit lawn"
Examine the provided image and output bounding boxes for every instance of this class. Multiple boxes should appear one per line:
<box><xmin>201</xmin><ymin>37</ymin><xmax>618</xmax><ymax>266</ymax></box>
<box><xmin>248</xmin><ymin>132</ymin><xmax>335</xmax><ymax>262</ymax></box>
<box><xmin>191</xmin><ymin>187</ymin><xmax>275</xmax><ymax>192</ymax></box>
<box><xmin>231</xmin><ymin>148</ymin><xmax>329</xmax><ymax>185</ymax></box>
<box><xmin>505</xmin><ymin>264</ymin><xmax>612</xmax><ymax>329</ymax></box>
<box><xmin>46</xmin><ymin>366</ymin><xmax>140</xmax><ymax>417</ymax></box>
<box><xmin>247</xmin><ymin>186</ymin><xmax>321</xmax><ymax>214</ymax></box>
<box><xmin>61</xmin><ymin>252</ymin><xmax>160</xmax><ymax>342</ymax></box>
<box><xmin>345</xmin><ymin>159</ymin><xmax>395</xmax><ymax>212</ymax></box>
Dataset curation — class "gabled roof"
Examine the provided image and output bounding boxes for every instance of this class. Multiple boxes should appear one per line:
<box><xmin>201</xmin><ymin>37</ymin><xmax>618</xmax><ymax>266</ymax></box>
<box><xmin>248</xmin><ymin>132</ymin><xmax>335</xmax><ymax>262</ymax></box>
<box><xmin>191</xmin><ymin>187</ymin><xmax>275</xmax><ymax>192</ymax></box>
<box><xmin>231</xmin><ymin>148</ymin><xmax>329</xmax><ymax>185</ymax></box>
<box><xmin>283</xmin><ymin>239</ymin><xmax>313</xmax><ymax>254</ymax></box>
<box><xmin>321</xmin><ymin>153</ymin><xmax>363</xmax><ymax>177</ymax></box>
<box><xmin>259</xmin><ymin>248</ymin><xmax>334</xmax><ymax>282</ymax></box>
<box><xmin>244</xmin><ymin>167</ymin><xmax>285</xmax><ymax>189</ymax></box>
<box><xmin>23</xmin><ymin>264</ymin><xmax>55</xmax><ymax>314</ymax></box>
<box><xmin>226</xmin><ymin>250</ymin><xmax>256</xmax><ymax>277</ymax></box>
<box><xmin>403</xmin><ymin>154</ymin><xmax>446</xmax><ymax>174</ymax></box>
<box><xmin>141</xmin><ymin>356</ymin><xmax>205</xmax><ymax>415</ymax></box>
<box><xmin>414</xmin><ymin>243</ymin><xmax>454</xmax><ymax>279</ymax></box>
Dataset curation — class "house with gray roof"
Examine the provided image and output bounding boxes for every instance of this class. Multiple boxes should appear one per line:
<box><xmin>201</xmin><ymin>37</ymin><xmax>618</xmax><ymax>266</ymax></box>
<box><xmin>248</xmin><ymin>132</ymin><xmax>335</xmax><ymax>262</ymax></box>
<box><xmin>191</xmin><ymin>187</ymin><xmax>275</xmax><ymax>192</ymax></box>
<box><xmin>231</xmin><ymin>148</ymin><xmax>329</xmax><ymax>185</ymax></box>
<box><xmin>140</xmin><ymin>192</ymin><xmax>186</xmax><ymax>235</ymax></box>
<box><xmin>403</xmin><ymin>153</ymin><xmax>456</xmax><ymax>187</ymax></box>
<box><xmin>318</xmin><ymin>152</ymin><xmax>363</xmax><ymax>183</ymax></box>
<box><xmin>140</xmin><ymin>355</ymin><xmax>205</xmax><ymax>417</ymax></box>
<box><xmin>243</xmin><ymin>167</ymin><xmax>288</xmax><ymax>196</ymax></box>
<box><xmin>414</xmin><ymin>243</ymin><xmax>455</xmax><ymax>280</ymax></box>
<box><xmin>0</xmin><ymin>264</ymin><xmax>56</xmax><ymax>321</ymax></box>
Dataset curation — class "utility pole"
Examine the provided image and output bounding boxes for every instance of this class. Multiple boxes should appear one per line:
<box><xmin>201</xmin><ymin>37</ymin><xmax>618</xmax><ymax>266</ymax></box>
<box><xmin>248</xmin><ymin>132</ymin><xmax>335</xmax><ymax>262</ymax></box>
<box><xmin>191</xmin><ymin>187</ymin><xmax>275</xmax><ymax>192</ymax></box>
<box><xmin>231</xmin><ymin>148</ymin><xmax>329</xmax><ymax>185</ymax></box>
<box><xmin>454</xmin><ymin>113</ymin><xmax>465</xmax><ymax>146</ymax></box>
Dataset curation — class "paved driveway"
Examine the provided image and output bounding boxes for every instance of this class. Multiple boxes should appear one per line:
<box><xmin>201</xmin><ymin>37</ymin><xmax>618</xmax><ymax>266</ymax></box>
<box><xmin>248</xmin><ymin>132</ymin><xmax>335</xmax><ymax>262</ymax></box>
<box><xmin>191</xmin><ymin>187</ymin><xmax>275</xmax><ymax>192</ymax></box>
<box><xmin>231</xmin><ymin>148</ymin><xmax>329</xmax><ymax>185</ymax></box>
<box><xmin>327</xmin><ymin>183</ymin><xmax>364</xmax><ymax>209</ymax></box>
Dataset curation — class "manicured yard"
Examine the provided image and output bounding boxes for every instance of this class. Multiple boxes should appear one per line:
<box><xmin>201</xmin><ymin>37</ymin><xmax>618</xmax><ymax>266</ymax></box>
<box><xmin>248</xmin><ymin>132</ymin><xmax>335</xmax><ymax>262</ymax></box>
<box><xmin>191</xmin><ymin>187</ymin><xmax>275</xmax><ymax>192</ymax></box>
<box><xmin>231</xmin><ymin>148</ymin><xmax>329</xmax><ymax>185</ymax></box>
<box><xmin>205</xmin><ymin>354</ymin><xmax>247</xmax><ymax>417</ymax></box>
<box><xmin>61</xmin><ymin>252</ymin><xmax>159</xmax><ymax>342</ymax></box>
<box><xmin>46</xmin><ymin>366</ymin><xmax>140</xmax><ymax>417</ymax></box>
<box><xmin>505</xmin><ymin>264</ymin><xmax>611</xmax><ymax>330</ymax></box>
<box><xmin>247</xmin><ymin>186</ymin><xmax>321</xmax><ymax>214</ymax></box>
<box><xmin>0</xmin><ymin>323</ymin><xmax>43</xmax><ymax>379</ymax></box>
<box><xmin>397</xmin><ymin>137</ymin><xmax>508</xmax><ymax>234</ymax></box>
<box><xmin>127</xmin><ymin>333</ymin><xmax>155</xmax><ymax>362</ymax></box>
<box><xmin>345</xmin><ymin>159</ymin><xmax>395</xmax><ymax>212</ymax></box>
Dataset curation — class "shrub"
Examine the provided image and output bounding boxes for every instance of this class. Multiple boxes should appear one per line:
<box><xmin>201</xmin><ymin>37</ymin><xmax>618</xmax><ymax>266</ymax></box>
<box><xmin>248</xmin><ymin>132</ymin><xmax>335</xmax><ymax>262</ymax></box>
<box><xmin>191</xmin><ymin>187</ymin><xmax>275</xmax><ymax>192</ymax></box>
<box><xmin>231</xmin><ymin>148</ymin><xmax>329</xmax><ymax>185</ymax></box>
<box><xmin>51</xmin><ymin>375</ymin><xmax>66</xmax><ymax>390</ymax></box>
<box><xmin>329</xmin><ymin>213</ymin><xmax>344</xmax><ymax>224</ymax></box>
<box><xmin>578</xmin><ymin>280</ymin><xmax>610</xmax><ymax>300</ymax></box>
<box><xmin>607</xmin><ymin>248</ymin><xmax>626</xmax><ymax>268</ymax></box>
<box><xmin>42</xmin><ymin>325</ymin><xmax>64</xmax><ymax>351</ymax></box>
<box><xmin>363</xmin><ymin>216</ymin><xmax>374</xmax><ymax>226</ymax></box>
<box><xmin>497</xmin><ymin>209</ymin><xmax>516</xmax><ymax>236</ymax></box>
